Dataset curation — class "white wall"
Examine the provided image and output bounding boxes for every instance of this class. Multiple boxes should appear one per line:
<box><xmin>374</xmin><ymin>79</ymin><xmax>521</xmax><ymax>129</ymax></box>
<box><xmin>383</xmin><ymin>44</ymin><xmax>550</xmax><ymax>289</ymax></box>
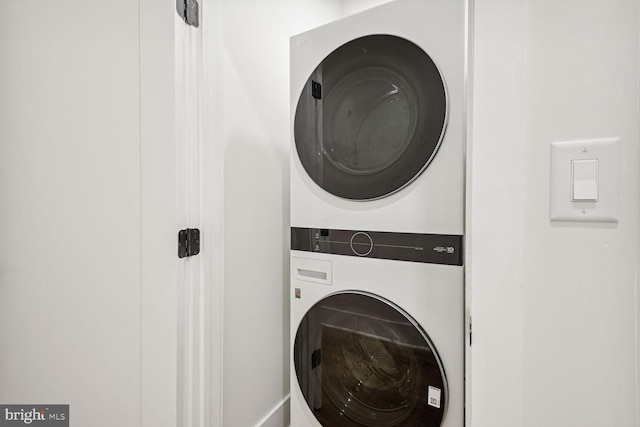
<box><xmin>521</xmin><ymin>1</ymin><xmax>639</xmax><ymax>425</ymax></box>
<box><xmin>468</xmin><ymin>0</ymin><xmax>526</xmax><ymax>425</ymax></box>
<box><xmin>341</xmin><ymin>0</ymin><xmax>394</xmax><ymax>16</ymax></box>
<box><xmin>471</xmin><ymin>0</ymin><xmax>640</xmax><ymax>426</ymax></box>
<box><xmin>221</xmin><ymin>2</ymin><xmax>341</xmax><ymax>426</ymax></box>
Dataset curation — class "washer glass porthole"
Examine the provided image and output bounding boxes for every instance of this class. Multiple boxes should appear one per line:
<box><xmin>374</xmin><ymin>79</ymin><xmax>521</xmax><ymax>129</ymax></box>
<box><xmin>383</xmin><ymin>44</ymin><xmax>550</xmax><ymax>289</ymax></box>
<box><xmin>294</xmin><ymin>35</ymin><xmax>448</xmax><ymax>200</ymax></box>
<box><xmin>293</xmin><ymin>292</ymin><xmax>448</xmax><ymax>426</ymax></box>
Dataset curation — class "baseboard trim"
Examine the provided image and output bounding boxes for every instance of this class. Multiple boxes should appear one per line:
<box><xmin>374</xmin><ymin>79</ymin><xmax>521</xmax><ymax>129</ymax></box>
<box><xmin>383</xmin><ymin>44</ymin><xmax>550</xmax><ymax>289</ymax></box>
<box><xmin>256</xmin><ymin>395</ymin><xmax>290</xmax><ymax>427</ymax></box>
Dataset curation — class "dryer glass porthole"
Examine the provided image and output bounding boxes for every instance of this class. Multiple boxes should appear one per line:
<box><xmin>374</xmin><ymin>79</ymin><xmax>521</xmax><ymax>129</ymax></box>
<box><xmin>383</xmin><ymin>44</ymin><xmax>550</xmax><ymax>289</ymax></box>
<box><xmin>294</xmin><ymin>35</ymin><xmax>448</xmax><ymax>200</ymax></box>
<box><xmin>293</xmin><ymin>292</ymin><xmax>447</xmax><ymax>427</ymax></box>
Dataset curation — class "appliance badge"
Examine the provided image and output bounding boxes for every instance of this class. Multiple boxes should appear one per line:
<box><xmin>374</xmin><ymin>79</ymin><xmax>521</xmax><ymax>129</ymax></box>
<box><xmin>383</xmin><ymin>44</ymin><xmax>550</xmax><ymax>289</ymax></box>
<box><xmin>428</xmin><ymin>386</ymin><xmax>442</xmax><ymax>408</ymax></box>
<box><xmin>294</xmin><ymin>288</ymin><xmax>301</xmax><ymax>299</ymax></box>
<box><xmin>433</xmin><ymin>246</ymin><xmax>455</xmax><ymax>254</ymax></box>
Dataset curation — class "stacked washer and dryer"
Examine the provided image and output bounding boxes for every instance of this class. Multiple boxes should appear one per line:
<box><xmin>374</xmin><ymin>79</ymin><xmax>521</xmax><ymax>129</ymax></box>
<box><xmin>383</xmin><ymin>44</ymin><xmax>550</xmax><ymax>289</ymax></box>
<box><xmin>290</xmin><ymin>1</ymin><xmax>466</xmax><ymax>426</ymax></box>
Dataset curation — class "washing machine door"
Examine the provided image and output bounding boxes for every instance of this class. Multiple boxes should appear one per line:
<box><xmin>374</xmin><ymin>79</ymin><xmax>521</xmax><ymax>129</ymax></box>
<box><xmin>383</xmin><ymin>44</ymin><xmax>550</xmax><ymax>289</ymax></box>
<box><xmin>294</xmin><ymin>292</ymin><xmax>447</xmax><ymax>427</ymax></box>
<box><xmin>294</xmin><ymin>35</ymin><xmax>447</xmax><ymax>200</ymax></box>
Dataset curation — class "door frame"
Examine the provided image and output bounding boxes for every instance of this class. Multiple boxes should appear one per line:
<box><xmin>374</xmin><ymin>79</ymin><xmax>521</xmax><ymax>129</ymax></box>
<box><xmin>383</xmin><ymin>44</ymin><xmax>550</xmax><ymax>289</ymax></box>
<box><xmin>200</xmin><ymin>1</ymin><xmax>224</xmax><ymax>426</ymax></box>
<box><xmin>140</xmin><ymin>1</ymin><xmax>223</xmax><ymax>426</ymax></box>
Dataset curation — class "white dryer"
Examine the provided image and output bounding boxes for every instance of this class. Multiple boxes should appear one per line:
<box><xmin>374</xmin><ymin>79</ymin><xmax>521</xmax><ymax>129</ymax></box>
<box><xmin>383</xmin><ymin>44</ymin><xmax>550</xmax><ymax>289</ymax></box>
<box><xmin>290</xmin><ymin>0</ymin><xmax>466</xmax><ymax>235</ymax></box>
<box><xmin>290</xmin><ymin>0</ymin><xmax>466</xmax><ymax>426</ymax></box>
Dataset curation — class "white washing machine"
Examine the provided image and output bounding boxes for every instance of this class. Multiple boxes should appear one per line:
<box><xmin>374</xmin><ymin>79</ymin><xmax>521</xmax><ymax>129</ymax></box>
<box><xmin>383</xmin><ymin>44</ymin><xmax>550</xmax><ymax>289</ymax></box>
<box><xmin>290</xmin><ymin>251</ymin><xmax>464</xmax><ymax>427</ymax></box>
<box><xmin>290</xmin><ymin>0</ymin><xmax>466</xmax><ymax>426</ymax></box>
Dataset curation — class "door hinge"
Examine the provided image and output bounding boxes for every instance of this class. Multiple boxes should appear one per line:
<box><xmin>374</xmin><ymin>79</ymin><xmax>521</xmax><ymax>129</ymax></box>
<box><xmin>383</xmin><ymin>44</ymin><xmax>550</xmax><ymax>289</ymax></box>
<box><xmin>176</xmin><ymin>0</ymin><xmax>199</xmax><ymax>28</ymax></box>
<box><xmin>178</xmin><ymin>228</ymin><xmax>200</xmax><ymax>258</ymax></box>
<box><xmin>469</xmin><ymin>315</ymin><xmax>472</xmax><ymax>346</ymax></box>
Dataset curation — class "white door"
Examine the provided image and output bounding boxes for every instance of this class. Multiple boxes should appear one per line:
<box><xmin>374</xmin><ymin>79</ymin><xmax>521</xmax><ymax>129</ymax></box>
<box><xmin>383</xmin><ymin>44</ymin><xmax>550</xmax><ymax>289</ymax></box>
<box><xmin>0</xmin><ymin>1</ymin><xmax>218</xmax><ymax>426</ymax></box>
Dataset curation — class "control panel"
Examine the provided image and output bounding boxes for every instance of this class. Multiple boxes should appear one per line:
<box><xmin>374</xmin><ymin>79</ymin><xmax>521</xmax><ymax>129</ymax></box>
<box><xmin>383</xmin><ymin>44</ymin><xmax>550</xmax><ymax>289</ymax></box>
<box><xmin>291</xmin><ymin>227</ymin><xmax>463</xmax><ymax>266</ymax></box>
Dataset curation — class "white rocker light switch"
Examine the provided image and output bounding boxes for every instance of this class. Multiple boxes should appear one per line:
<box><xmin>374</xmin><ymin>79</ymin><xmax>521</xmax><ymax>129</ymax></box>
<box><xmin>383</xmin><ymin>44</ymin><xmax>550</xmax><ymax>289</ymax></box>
<box><xmin>571</xmin><ymin>159</ymin><xmax>598</xmax><ymax>202</ymax></box>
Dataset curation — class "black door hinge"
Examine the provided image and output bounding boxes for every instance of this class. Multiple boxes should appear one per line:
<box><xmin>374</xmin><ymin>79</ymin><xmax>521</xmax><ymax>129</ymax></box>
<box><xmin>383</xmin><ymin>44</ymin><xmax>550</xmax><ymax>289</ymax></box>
<box><xmin>178</xmin><ymin>228</ymin><xmax>200</xmax><ymax>258</ymax></box>
<box><xmin>176</xmin><ymin>0</ymin><xmax>199</xmax><ymax>28</ymax></box>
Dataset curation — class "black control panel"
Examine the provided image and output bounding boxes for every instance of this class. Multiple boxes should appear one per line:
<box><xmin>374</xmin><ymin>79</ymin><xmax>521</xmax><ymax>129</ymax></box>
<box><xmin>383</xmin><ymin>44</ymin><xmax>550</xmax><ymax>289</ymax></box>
<box><xmin>291</xmin><ymin>227</ymin><xmax>463</xmax><ymax>266</ymax></box>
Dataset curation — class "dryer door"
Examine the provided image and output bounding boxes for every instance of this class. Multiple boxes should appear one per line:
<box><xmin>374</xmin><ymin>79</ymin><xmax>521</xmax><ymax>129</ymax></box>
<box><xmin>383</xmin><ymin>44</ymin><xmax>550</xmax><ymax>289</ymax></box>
<box><xmin>294</xmin><ymin>35</ymin><xmax>447</xmax><ymax>200</ymax></box>
<box><xmin>294</xmin><ymin>292</ymin><xmax>447</xmax><ymax>427</ymax></box>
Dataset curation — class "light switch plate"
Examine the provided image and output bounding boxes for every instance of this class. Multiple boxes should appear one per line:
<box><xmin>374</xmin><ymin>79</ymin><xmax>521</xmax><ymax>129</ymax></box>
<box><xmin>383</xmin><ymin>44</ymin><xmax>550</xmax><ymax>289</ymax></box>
<box><xmin>550</xmin><ymin>138</ymin><xmax>620</xmax><ymax>222</ymax></box>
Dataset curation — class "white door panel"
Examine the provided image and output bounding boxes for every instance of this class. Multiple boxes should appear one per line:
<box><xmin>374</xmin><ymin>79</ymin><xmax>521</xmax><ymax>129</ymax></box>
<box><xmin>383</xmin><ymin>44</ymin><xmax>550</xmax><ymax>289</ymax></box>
<box><xmin>0</xmin><ymin>1</ymin><xmax>181</xmax><ymax>426</ymax></box>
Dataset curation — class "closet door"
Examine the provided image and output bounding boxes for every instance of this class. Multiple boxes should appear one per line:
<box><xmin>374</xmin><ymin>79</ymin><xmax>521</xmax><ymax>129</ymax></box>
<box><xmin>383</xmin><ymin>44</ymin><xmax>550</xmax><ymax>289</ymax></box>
<box><xmin>0</xmin><ymin>2</ymin><xmax>179</xmax><ymax>426</ymax></box>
